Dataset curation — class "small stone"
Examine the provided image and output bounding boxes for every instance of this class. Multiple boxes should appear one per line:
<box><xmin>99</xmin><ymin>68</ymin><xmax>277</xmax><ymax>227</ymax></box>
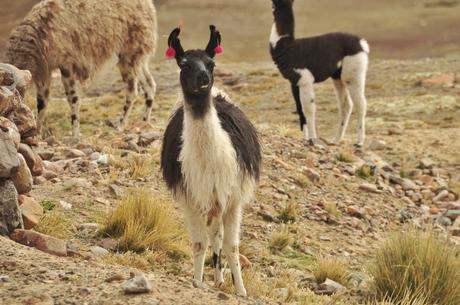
<box><xmin>100</xmin><ymin>238</ymin><xmax>118</xmax><ymax>251</ymax></box>
<box><xmin>59</xmin><ymin>200</ymin><xmax>72</xmax><ymax>210</ymax></box>
<box><xmin>33</xmin><ymin>176</ymin><xmax>47</xmax><ymax>185</ymax></box>
<box><xmin>239</xmin><ymin>254</ymin><xmax>252</xmax><ymax>269</ymax></box>
<box><xmin>368</xmin><ymin>139</ymin><xmax>386</xmax><ymax>151</ymax></box>
<box><xmin>41</xmin><ymin>169</ymin><xmax>58</xmax><ymax>180</ymax></box>
<box><xmin>304</xmin><ymin>168</ymin><xmax>320</xmax><ymax>183</ymax></box>
<box><xmin>122</xmin><ymin>273</ymin><xmax>152</xmax><ymax>294</ymax></box>
<box><xmin>20</xmin><ymin>196</ymin><xmax>43</xmax><ymax>229</ymax></box>
<box><xmin>78</xmin><ymin>223</ymin><xmax>100</xmax><ymax>231</ymax></box>
<box><xmin>217</xmin><ymin>292</ymin><xmax>230</xmax><ymax>300</ymax></box>
<box><xmin>105</xmin><ymin>273</ymin><xmax>125</xmax><ymax>283</ymax></box>
<box><xmin>420</xmin><ymin>158</ymin><xmax>436</xmax><ymax>169</ymax></box>
<box><xmin>90</xmin><ymin>152</ymin><xmax>101</xmax><ymax>161</ymax></box>
<box><xmin>450</xmin><ymin>228</ymin><xmax>460</xmax><ymax>237</ymax></box>
<box><xmin>401</xmin><ymin>179</ymin><xmax>417</xmax><ymax>191</ymax></box>
<box><xmin>347</xmin><ymin>205</ymin><xmax>365</xmax><ymax>219</ymax></box>
<box><xmin>37</xmin><ymin>150</ymin><xmax>54</xmax><ymax>161</ymax></box>
<box><xmin>436</xmin><ymin>216</ymin><xmax>452</xmax><ymax>227</ymax></box>
<box><xmin>272</xmin><ymin>288</ymin><xmax>289</xmax><ymax>299</ymax></box>
<box><xmin>90</xmin><ymin>245</ymin><xmax>109</xmax><ymax>256</ymax></box>
<box><xmin>64</xmin><ymin>148</ymin><xmax>86</xmax><ymax>158</ymax></box>
<box><xmin>388</xmin><ymin>127</ymin><xmax>403</xmax><ymax>135</ymax></box>
<box><xmin>433</xmin><ymin>190</ymin><xmax>449</xmax><ymax>203</ymax></box>
<box><xmin>138</xmin><ymin>131</ymin><xmax>161</xmax><ymax>146</ymax></box>
<box><xmin>315</xmin><ymin>278</ymin><xmax>345</xmax><ymax>296</ymax></box>
<box><xmin>0</xmin><ymin>275</ymin><xmax>10</xmax><ymax>282</ymax></box>
<box><xmin>10</xmin><ymin>229</ymin><xmax>67</xmax><ymax>256</ymax></box>
<box><xmin>359</xmin><ymin>183</ymin><xmax>381</xmax><ymax>194</ymax></box>
<box><xmin>257</xmin><ymin>210</ymin><xmax>278</xmax><ymax>223</ymax></box>
<box><xmin>22</xmin><ymin>292</ymin><xmax>54</xmax><ymax>305</ymax></box>
<box><xmin>429</xmin><ymin>207</ymin><xmax>440</xmax><ymax>215</ymax></box>
<box><xmin>18</xmin><ymin>144</ymin><xmax>44</xmax><ymax>176</ymax></box>
<box><xmin>109</xmin><ymin>184</ymin><xmax>123</xmax><ymax>198</ymax></box>
<box><xmin>10</xmin><ymin>154</ymin><xmax>33</xmax><ymax>195</ymax></box>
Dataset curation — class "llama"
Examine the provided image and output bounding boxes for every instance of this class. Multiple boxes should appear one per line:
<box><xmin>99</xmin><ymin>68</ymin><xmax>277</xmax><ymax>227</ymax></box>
<box><xmin>5</xmin><ymin>0</ymin><xmax>158</xmax><ymax>138</ymax></box>
<box><xmin>161</xmin><ymin>25</ymin><xmax>261</xmax><ymax>297</ymax></box>
<box><xmin>270</xmin><ymin>0</ymin><xmax>369</xmax><ymax>147</ymax></box>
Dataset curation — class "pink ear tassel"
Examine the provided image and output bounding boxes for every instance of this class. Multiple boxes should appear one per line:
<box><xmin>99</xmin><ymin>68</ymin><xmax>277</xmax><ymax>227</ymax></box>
<box><xmin>214</xmin><ymin>45</ymin><xmax>224</xmax><ymax>54</ymax></box>
<box><xmin>166</xmin><ymin>47</ymin><xmax>176</xmax><ymax>59</ymax></box>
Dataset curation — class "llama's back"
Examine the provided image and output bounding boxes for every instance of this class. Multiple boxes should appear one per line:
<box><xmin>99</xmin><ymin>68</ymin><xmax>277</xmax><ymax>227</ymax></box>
<box><xmin>6</xmin><ymin>0</ymin><xmax>157</xmax><ymax>84</ymax></box>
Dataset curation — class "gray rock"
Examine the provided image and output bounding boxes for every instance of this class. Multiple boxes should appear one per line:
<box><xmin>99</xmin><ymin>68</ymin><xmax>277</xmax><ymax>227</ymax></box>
<box><xmin>368</xmin><ymin>139</ymin><xmax>386</xmax><ymax>151</ymax></box>
<box><xmin>0</xmin><ymin>179</ymin><xmax>23</xmax><ymax>235</ymax></box>
<box><xmin>122</xmin><ymin>273</ymin><xmax>152</xmax><ymax>294</ymax></box>
<box><xmin>139</xmin><ymin>131</ymin><xmax>161</xmax><ymax>146</ymax></box>
<box><xmin>315</xmin><ymin>278</ymin><xmax>345</xmax><ymax>295</ymax></box>
<box><xmin>359</xmin><ymin>183</ymin><xmax>382</xmax><ymax>194</ymax></box>
<box><xmin>420</xmin><ymin>158</ymin><xmax>436</xmax><ymax>169</ymax></box>
<box><xmin>401</xmin><ymin>179</ymin><xmax>417</xmax><ymax>191</ymax></box>
<box><xmin>89</xmin><ymin>245</ymin><xmax>109</xmax><ymax>256</ymax></box>
<box><xmin>304</xmin><ymin>168</ymin><xmax>320</xmax><ymax>183</ymax></box>
<box><xmin>0</xmin><ymin>129</ymin><xmax>19</xmax><ymax>178</ymax></box>
<box><xmin>436</xmin><ymin>216</ymin><xmax>452</xmax><ymax>227</ymax></box>
<box><xmin>0</xmin><ymin>275</ymin><xmax>10</xmax><ymax>282</ymax></box>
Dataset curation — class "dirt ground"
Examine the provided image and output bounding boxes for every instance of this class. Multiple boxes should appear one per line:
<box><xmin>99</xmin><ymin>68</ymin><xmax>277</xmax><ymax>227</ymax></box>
<box><xmin>0</xmin><ymin>0</ymin><xmax>459</xmax><ymax>304</ymax></box>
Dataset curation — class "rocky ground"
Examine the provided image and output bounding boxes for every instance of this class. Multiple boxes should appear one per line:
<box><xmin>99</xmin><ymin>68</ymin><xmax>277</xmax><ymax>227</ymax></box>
<box><xmin>0</xmin><ymin>54</ymin><xmax>459</xmax><ymax>304</ymax></box>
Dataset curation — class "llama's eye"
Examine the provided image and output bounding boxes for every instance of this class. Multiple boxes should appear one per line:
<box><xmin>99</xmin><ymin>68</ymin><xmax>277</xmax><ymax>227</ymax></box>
<box><xmin>207</xmin><ymin>62</ymin><xmax>215</xmax><ymax>70</ymax></box>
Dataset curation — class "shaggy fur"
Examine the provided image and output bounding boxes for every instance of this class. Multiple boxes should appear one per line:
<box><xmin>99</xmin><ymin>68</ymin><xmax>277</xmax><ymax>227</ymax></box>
<box><xmin>6</xmin><ymin>0</ymin><xmax>158</xmax><ymax>137</ymax></box>
<box><xmin>270</xmin><ymin>0</ymin><xmax>369</xmax><ymax>147</ymax></box>
<box><xmin>161</xmin><ymin>26</ymin><xmax>261</xmax><ymax>297</ymax></box>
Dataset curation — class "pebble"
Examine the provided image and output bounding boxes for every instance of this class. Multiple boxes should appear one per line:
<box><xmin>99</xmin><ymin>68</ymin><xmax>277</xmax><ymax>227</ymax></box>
<box><xmin>89</xmin><ymin>246</ymin><xmax>109</xmax><ymax>256</ymax></box>
<box><xmin>59</xmin><ymin>200</ymin><xmax>72</xmax><ymax>210</ymax></box>
<box><xmin>0</xmin><ymin>275</ymin><xmax>10</xmax><ymax>282</ymax></box>
<box><xmin>217</xmin><ymin>292</ymin><xmax>230</xmax><ymax>300</ymax></box>
<box><xmin>359</xmin><ymin>183</ymin><xmax>382</xmax><ymax>194</ymax></box>
<box><xmin>122</xmin><ymin>273</ymin><xmax>152</xmax><ymax>294</ymax></box>
<box><xmin>315</xmin><ymin>278</ymin><xmax>345</xmax><ymax>296</ymax></box>
<box><xmin>368</xmin><ymin>139</ymin><xmax>386</xmax><ymax>151</ymax></box>
<box><xmin>65</xmin><ymin>148</ymin><xmax>86</xmax><ymax>159</ymax></box>
<box><xmin>347</xmin><ymin>205</ymin><xmax>365</xmax><ymax>219</ymax></box>
<box><xmin>304</xmin><ymin>168</ymin><xmax>320</xmax><ymax>183</ymax></box>
<box><xmin>420</xmin><ymin>157</ymin><xmax>436</xmax><ymax>169</ymax></box>
<box><xmin>433</xmin><ymin>190</ymin><xmax>449</xmax><ymax>203</ymax></box>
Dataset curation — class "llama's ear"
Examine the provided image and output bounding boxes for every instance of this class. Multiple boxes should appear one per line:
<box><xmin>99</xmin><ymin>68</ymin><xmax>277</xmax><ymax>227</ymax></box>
<box><xmin>166</xmin><ymin>27</ymin><xmax>185</xmax><ymax>63</ymax></box>
<box><xmin>205</xmin><ymin>25</ymin><xmax>223</xmax><ymax>58</ymax></box>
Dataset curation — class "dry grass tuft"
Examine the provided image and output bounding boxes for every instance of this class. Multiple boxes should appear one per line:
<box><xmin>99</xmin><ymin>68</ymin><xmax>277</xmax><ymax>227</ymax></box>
<box><xmin>35</xmin><ymin>210</ymin><xmax>75</xmax><ymax>240</ymax></box>
<box><xmin>98</xmin><ymin>251</ymin><xmax>162</xmax><ymax>270</ymax></box>
<box><xmin>127</xmin><ymin>153</ymin><xmax>154</xmax><ymax>179</ymax></box>
<box><xmin>100</xmin><ymin>190</ymin><xmax>188</xmax><ymax>257</ymax></box>
<box><xmin>338</xmin><ymin>150</ymin><xmax>354</xmax><ymax>163</ymax></box>
<box><xmin>323</xmin><ymin>201</ymin><xmax>340</xmax><ymax>217</ymax></box>
<box><xmin>357</xmin><ymin>164</ymin><xmax>373</xmax><ymax>180</ymax></box>
<box><xmin>269</xmin><ymin>226</ymin><xmax>294</xmax><ymax>253</ymax></box>
<box><xmin>313</xmin><ymin>256</ymin><xmax>350</xmax><ymax>286</ymax></box>
<box><xmin>369</xmin><ymin>228</ymin><xmax>460</xmax><ymax>305</ymax></box>
<box><xmin>278</xmin><ymin>201</ymin><xmax>299</xmax><ymax>223</ymax></box>
<box><xmin>293</xmin><ymin>173</ymin><xmax>311</xmax><ymax>188</ymax></box>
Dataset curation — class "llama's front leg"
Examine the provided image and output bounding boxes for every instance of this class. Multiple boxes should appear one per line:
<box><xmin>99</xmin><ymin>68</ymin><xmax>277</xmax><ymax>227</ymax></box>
<box><xmin>223</xmin><ymin>205</ymin><xmax>246</xmax><ymax>297</ymax></box>
<box><xmin>347</xmin><ymin>80</ymin><xmax>367</xmax><ymax>148</ymax></box>
<box><xmin>61</xmin><ymin>71</ymin><xmax>80</xmax><ymax>138</ymax></box>
<box><xmin>207</xmin><ymin>214</ymin><xmax>224</xmax><ymax>287</ymax></box>
<box><xmin>298</xmin><ymin>83</ymin><xmax>317</xmax><ymax>145</ymax></box>
<box><xmin>36</xmin><ymin>85</ymin><xmax>50</xmax><ymax>137</ymax></box>
<box><xmin>184</xmin><ymin>207</ymin><xmax>209</xmax><ymax>288</ymax></box>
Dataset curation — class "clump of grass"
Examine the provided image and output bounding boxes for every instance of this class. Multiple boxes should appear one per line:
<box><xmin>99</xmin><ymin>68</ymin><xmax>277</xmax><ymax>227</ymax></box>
<box><xmin>35</xmin><ymin>210</ymin><xmax>75</xmax><ymax>239</ymax></box>
<box><xmin>338</xmin><ymin>150</ymin><xmax>354</xmax><ymax>163</ymax></box>
<box><xmin>99</xmin><ymin>251</ymin><xmax>161</xmax><ymax>270</ymax></box>
<box><xmin>278</xmin><ymin>201</ymin><xmax>299</xmax><ymax>223</ymax></box>
<box><xmin>100</xmin><ymin>190</ymin><xmax>188</xmax><ymax>256</ymax></box>
<box><xmin>127</xmin><ymin>154</ymin><xmax>154</xmax><ymax>179</ymax></box>
<box><xmin>269</xmin><ymin>226</ymin><xmax>294</xmax><ymax>253</ymax></box>
<box><xmin>40</xmin><ymin>200</ymin><xmax>55</xmax><ymax>212</ymax></box>
<box><xmin>357</xmin><ymin>164</ymin><xmax>373</xmax><ymax>180</ymax></box>
<box><xmin>323</xmin><ymin>201</ymin><xmax>340</xmax><ymax>217</ymax></box>
<box><xmin>221</xmin><ymin>268</ymin><xmax>270</xmax><ymax>298</ymax></box>
<box><xmin>313</xmin><ymin>256</ymin><xmax>350</xmax><ymax>286</ymax></box>
<box><xmin>449</xmin><ymin>180</ymin><xmax>460</xmax><ymax>198</ymax></box>
<box><xmin>369</xmin><ymin>228</ymin><xmax>460</xmax><ymax>305</ymax></box>
<box><xmin>293</xmin><ymin>173</ymin><xmax>311</xmax><ymax>188</ymax></box>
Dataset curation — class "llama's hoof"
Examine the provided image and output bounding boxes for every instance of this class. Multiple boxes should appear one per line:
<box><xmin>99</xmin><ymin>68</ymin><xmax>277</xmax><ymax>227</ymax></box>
<box><xmin>192</xmin><ymin>279</ymin><xmax>208</xmax><ymax>289</ymax></box>
<box><xmin>236</xmin><ymin>288</ymin><xmax>247</xmax><ymax>297</ymax></box>
<box><xmin>105</xmin><ymin>118</ymin><xmax>121</xmax><ymax>130</ymax></box>
<box><xmin>354</xmin><ymin>143</ymin><xmax>364</xmax><ymax>149</ymax></box>
<box><xmin>306</xmin><ymin>138</ymin><xmax>326</xmax><ymax>149</ymax></box>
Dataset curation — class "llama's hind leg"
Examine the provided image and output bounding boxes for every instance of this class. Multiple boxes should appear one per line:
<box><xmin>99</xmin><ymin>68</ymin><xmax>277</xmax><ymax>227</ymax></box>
<box><xmin>222</xmin><ymin>204</ymin><xmax>246</xmax><ymax>297</ymax></box>
<box><xmin>342</xmin><ymin>52</ymin><xmax>368</xmax><ymax>147</ymax></box>
<box><xmin>61</xmin><ymin>68</ymin><xmax>80</xmax><ymax>138</ymax></box>
<box><xmin>117</xmin><ymin>56</ymin><xmax>139</xmax><ymax>129</ymax></box>
<box><xmin>183</xmin><ymin>207</ymin><xmax>209</xmax><ymax>288</ymax></box>
<box><xmin>138</xmin><ymin>60</ymin><xmax>157</xmax><ymax>122</ymax></box>
<box><xmin>298</xmin><ymin>83</ymin><xmax>318</xmax><ymax>145</ymax></box>
<box><xmin>207</xmin><ymin>213</ymin><xmax>224</xmax><ymax>287</ymax></box>
<box><xmin>332</xmin><ymin>79</ymin><xmax>353</xmax><ymax>145</ymax></box>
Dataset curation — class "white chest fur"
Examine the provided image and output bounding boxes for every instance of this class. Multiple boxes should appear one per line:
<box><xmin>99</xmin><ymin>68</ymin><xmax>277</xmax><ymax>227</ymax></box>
<box><xmin>179</xmin><ymin>105</ymin><xmax>238</xmax><ymax>213</ymax></box>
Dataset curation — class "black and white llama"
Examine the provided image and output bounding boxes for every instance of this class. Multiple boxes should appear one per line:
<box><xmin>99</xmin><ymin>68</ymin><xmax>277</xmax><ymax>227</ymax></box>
<box><xmin>161</xmin><ymin>25</ymin><xmax>262</xmax><ymax>297</ymax></box>
<box><xmin>270</xmin><ymin>0</ymin><xmax>369</xmax><ymax>147</ymax></box>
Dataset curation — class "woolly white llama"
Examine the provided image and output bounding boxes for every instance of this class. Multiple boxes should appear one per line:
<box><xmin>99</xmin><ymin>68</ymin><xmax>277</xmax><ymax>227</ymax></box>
<box><xmin>5</xmin><ymin>0</ymin><xmax>158</xmax><ymax>138</ymax></box>
<box><xmin>270</xmin><ymin>0</ymin><xmax>369</xmax><ymax>147</ymax></box>
<box><xmin>161</xmin><ymin>26</ymin><xmax>262</xmax><ymax>296</ymax></box>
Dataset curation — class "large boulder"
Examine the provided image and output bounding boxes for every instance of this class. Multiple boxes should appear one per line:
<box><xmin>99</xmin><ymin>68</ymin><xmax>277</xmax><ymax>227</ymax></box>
<box><xmin>20</xmin><ymin>196</ymin><xmax>43</xmax><ymax>229</ymax></box>
<box><xmin>18</xmin><ymin>143</ymin><xmax>44</xmax><ymax>176</ymax></box>
<box><xmin>10</xmin><ymin>229</ymin><xmax>67</xmax><ymax>256</ymax></box>
<box><xmin>11</xmin><ymin>154</ymin><xmax>33</xmax><ymax>194</ymax></box>
<box><xmin>8</xmin><ymin>102</ymin><xmax>37</xmax><ymax>140</ymax></box>
<box><xmin>0</xmin><ymin>117</ymin><xmax>20</xmax><ymax>149</ymax></box>
<box><xmin>0</xmin><ymin>63</ymin><xmax>32</xmax><ymax>98</ymax></box>
<box><xmin>0</xmin><ymin>128</ymin><xmax>19</xmax><ymax>178</ymax></box>
<box><xmin>0</xmin><ymin>179</ymin><xmax>24</xmax><ymax>236</ymax></box>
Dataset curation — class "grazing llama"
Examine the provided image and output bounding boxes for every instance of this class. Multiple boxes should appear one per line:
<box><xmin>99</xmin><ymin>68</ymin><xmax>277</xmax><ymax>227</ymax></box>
<box><xmin>270</xmin><ymin>0</ymin><xmax>369</xmax><ymax>147</ymax></box>
<box><xmin>161</xmin><ymin>25</ymin><xmax>262</xmax><ymax>297</ymax></box>
<box><xmin>6</xmin><ymin>0</ymin><xmax>158</xmax><ymax>138</ymax></box>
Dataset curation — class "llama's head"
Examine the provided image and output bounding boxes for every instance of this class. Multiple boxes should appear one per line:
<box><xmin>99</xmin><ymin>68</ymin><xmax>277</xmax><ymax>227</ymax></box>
<box><xmin>271</xmin><ymin>0</ymin><xmax>295</xmax><ymax>37</ymax></box>
<box><xmin>167</xmin><ymin>25</ymin><xmax>223</xmax><ymax>99</ymax></box>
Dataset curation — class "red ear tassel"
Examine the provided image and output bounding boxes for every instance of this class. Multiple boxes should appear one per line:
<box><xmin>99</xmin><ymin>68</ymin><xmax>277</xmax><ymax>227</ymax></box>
<box><xmin>214</xmin><ymin>45</ymin><xmax>224</xmax><ymax>54</ymax></box>
<box><xmin>166</xmin><ymin>47</ymin><xmax>176</xmax><ymax>59</ymax></box>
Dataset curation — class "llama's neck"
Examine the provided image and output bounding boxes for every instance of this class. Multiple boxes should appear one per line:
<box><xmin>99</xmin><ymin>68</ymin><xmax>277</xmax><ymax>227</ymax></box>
<box><xmin>180</xmin><ymin>92</ymin><xmax>238</xmax><ymax>212</ymax></box>
<box><xmin>270</xmin><ymin>7</ymin><xmax>295</xmax><ymax>49</ymax></box>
